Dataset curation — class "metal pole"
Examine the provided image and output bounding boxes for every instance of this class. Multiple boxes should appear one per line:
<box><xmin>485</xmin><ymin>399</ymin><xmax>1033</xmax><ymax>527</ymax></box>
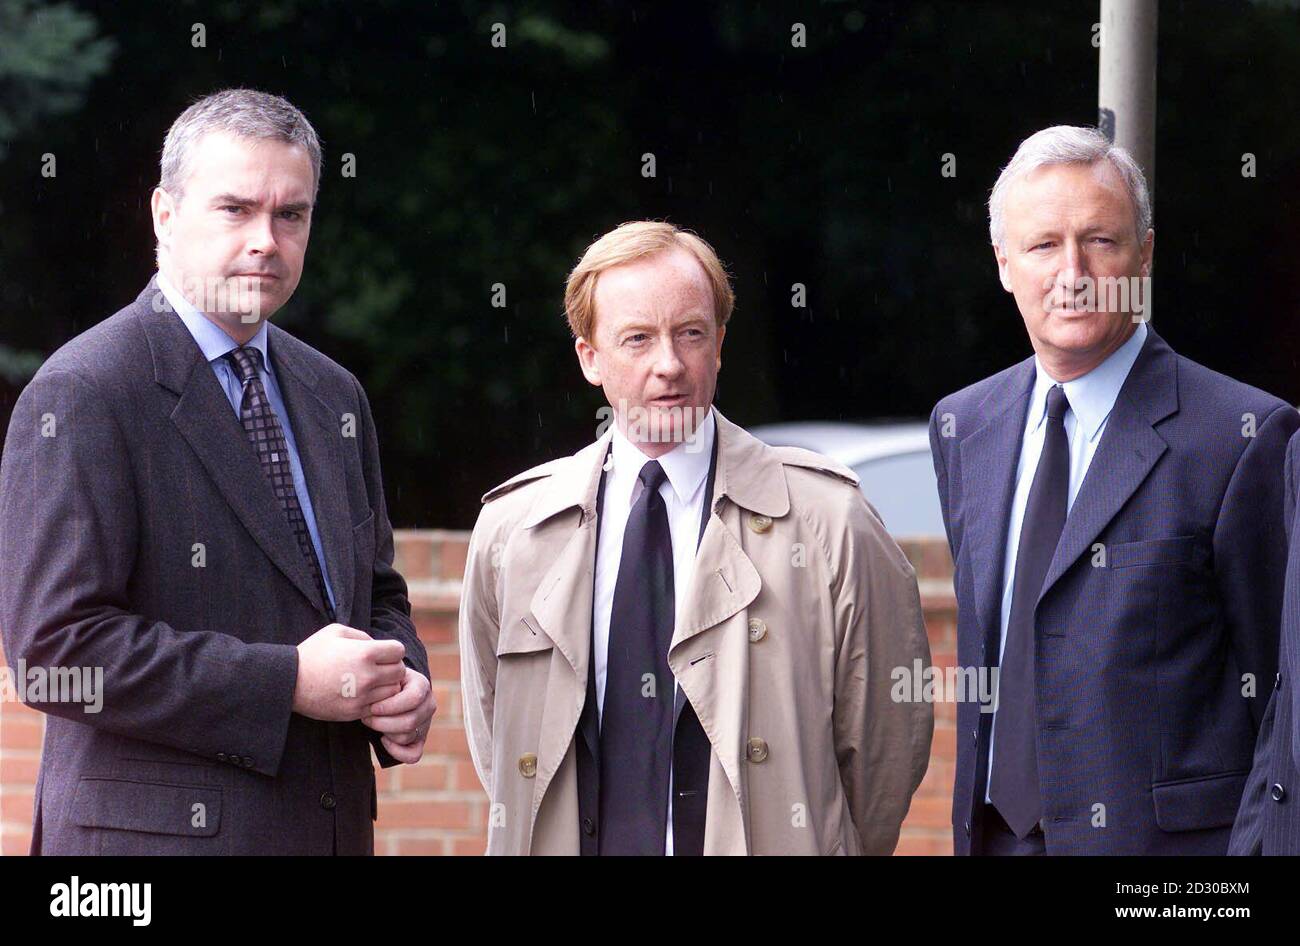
<box><xmin>1098</xmin><ymin>0</ymin><xmax>1158</xmax><ymax>199</ymax></box>
<box><xmin>1099</xmin><ymin>0</ymin><xmax>1157</xmax><ymax>323</ymax></box>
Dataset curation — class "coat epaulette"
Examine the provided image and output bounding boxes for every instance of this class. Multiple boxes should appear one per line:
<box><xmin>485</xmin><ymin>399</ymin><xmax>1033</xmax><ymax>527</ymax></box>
<box><xmin>772</xmin><ymin>446</ymin><xmax>860</xmax><ymax>486</ymax></box>
<box><xmin>480</xmin><ymin>457</ymin><xmax>568</xmax><ymax>504</ymax></box>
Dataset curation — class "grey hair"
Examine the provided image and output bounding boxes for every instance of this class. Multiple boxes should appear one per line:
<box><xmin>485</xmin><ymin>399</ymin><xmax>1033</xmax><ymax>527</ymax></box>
<box><xmin>159</xmin><ymin>88</ymin><xmax>323</xmax><ymax>201</ymax></box>
<box><xmin>988</xmin><ymin>125</ymin><xmax>1151</xmax><ymax>247</ymax></box>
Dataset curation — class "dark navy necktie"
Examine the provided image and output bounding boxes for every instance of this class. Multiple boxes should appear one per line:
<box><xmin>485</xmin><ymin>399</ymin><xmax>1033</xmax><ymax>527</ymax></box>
<box><xmin>225</xmin><ymin>346</ymin><xmax>334</xmax><ymax>620</ymax></box>
<box><xmin>990</xmin><ymin>383</ymin><xmax>1070</xmax><ymax>838</ymax></box>
<box><xmin>599</xmin><ymin>459</ymin><xmax>675</xmax><ymax>855</ymax></box>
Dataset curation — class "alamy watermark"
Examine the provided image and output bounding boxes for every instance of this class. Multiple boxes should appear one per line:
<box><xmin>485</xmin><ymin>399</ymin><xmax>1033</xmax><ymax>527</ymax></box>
<box><xmin>50</xmin><ymin>877</ymin><xmax>150</xmax><ymax>926</ymax></box>
<box><xmin>891</xmin><ymin>659</ymin><xmax>999</xmax><ymax>713</ymax></box>
<box><xmin>151</xmin><ymin>274</ymin><xmax>269</xmax><ymax>322</ymax></box>
<box><xmin>596</xmin><ymin>401</ymin><xmax>712</xmax><ymax>453</ymax></box>
<box><xmin>0</xmin><ymin>660</ymin><xmax>103</xmax><ymax>713</ymax></box>
<box><xmin>1040</xmin><ymin>274</ymin><xmax>1152</xmax><ymax>323</ymax></box>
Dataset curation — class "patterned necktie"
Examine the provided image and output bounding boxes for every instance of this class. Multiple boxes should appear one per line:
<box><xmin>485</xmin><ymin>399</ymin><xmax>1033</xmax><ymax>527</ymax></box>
<box><xmin>225</xmin><ymin>346</ymin><xmax>334</xmax><ymax>620</ymax></box>
<box><xmin>990</xmin><ymin>383</ymin><xmax>1070</xmax><ymax>838</ymax></box>
<box><xmin>599</xmin><ymin>459</ymin><xmax>675</xmax><ymax>855</ymax></box>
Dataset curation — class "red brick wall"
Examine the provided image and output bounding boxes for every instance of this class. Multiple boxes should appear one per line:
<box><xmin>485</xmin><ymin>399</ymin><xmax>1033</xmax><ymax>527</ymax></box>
<box><xmin>0</xmin><ymin>678</ymin><xmax>41</xmax><ymax>855</ymax></box>
<box><xmin>0</xmin><ymin>531</ymin><xmax>956</xmax><ymax>856</ymax></box>
<box><xmin>896</xmin><ymin>537</ymin><xmax>957</xmax><ymax>856</ymax></box>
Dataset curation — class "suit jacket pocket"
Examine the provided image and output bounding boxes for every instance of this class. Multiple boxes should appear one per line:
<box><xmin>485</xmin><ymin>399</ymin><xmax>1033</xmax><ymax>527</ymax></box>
<box><xmin>1151</xmin><ymin>770</ymin><xmax>1248</xmax><ymax>832</ymax></box>
<box><xmin>71</xmin><ymin>776</ymin><xmax>222</xmax><ymax>837</ymax></box>
<box><xmin>1108</xmin><ymin>535</ymin><xmax>1204</xmax><ymax>569</ymax></box>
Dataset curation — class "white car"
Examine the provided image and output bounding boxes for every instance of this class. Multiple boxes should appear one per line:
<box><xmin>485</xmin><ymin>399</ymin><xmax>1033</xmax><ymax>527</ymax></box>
<box><xmin>750</xmin><ymin>421</ymin><xmax>944</xmax><ymax>537</ymax></box>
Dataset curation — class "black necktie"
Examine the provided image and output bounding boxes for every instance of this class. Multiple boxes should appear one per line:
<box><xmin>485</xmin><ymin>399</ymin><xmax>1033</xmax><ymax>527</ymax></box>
<box><xmin>225</xmin><ymin>346</ymin><xmax>334</xmax><ymax>620</ymax></box>
<box><xmin>990</xmin><ymin>383</ymin><xmax>1070</xmax><ymax>838</ymax></box>
<box><xmin>599</xmin><ymin>459</ymin><xmax>675</xmax><ymax>855</ymax></box>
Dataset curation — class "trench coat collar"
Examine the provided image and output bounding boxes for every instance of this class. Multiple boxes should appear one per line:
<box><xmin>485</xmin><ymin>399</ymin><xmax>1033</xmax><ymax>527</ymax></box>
<box><xmin>520</xmin><ymin>406</ymin><xmax>789</xmax><ymax>530</ymax></box>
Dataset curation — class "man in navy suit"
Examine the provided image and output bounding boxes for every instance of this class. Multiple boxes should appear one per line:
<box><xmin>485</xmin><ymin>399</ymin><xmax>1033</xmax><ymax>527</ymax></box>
<box><xmin>930</xmin><ymin>125</ymin><xmax>1297</xmax><ymax>855</ymax></box>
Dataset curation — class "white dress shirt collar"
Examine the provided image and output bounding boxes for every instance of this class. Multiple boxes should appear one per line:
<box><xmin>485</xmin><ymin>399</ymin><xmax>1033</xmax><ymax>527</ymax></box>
<box><xmin>1026</xmin><ymin>320</ymin><xmax>1148</xmax><ymax>442</ymax></box>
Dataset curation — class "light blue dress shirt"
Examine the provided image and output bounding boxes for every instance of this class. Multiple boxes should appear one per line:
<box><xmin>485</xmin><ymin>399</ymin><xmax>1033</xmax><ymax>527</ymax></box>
<box><xmin>157</xmin><ymin>271</ymin><xmax>336</xmax><ymax>611</ymax></box>
<box><xmin>986</xmin><ymin>320</ymin><xmax>1149</xmax><ymax>803</ymax></box>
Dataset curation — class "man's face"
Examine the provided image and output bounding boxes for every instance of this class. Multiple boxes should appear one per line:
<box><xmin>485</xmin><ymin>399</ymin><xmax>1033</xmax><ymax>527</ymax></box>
<box><xmin>995</xmin><ymin>160</ymin><xmax>1154</xmax><ymax>378</ymax></box>
<box><xmin>151</xmin><ymin>130</ymin><xmax>314</xmax><ymax>337</ymax></box>
<box><xmin>575</xmin><ymin>247</ymin><xmax>725</xmax><ymax>456</ymax></box>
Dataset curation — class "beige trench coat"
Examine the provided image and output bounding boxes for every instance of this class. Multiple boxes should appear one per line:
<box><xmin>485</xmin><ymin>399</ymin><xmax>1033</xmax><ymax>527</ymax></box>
<box><xmin>458</xmin><ymin>409</ymin><xmax>933</xmax><ymax>855</ymax></box>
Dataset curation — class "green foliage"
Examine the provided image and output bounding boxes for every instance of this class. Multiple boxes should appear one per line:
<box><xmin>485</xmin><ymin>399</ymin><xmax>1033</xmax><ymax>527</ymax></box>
<box><xmin>0</xmin><ymin>0</ymin><xmax>114</xmax><ymax>381</ymax></box>
<box><xmin>0</xmin><ymin>0</ymin><xmax>115</xmax><ymax>157</ymax></box>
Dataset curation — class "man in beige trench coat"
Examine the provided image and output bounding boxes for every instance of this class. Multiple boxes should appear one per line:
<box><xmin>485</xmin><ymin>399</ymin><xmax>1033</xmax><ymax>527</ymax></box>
<box><xmin>459</xmin><ymin>220</ymin><xmax>933</xmax><ymax>855</ymax></box>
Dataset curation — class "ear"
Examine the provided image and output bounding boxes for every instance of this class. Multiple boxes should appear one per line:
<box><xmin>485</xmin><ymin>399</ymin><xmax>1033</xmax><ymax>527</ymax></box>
<box><xmin>993</xmin><ymin>243</ymin><xmax>1013</xmax><ymax>293</ymax></box>
<box><xmin>1138</xmin><ymin>228</ymin><xmax>1154</xmax><ymax>277</ymax></box>
<box><xmin>714</xmin><ymin>323</ymin><xmax>726</xmax><ymax>371</ymax></box>
<box><xmin>575</xmin><ymin>336</ymin><xmax>602</xmax><ymax>386</ymax></box>
<box><xmin>151</xmin><ymin>187</ymin><xmax>175</xmax><ymax>251</ymax></box>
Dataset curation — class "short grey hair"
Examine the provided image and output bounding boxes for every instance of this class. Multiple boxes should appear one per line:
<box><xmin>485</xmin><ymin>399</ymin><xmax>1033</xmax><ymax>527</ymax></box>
<box><xmin>159</xmin><ymin>88</ymin><xmax>323</xmax><ymax>201</ymax></box>
<box><xmin>988</xmin><ymin>125</ymin><xmax>1151</xmax><ymax>247</ymax></box>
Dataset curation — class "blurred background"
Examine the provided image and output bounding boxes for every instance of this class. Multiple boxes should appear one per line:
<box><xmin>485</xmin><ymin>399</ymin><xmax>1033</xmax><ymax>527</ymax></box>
<box><xmin>2</xmin><ymin>0</ymin><xmax>1298</xmax><ymax>529</ymax></box>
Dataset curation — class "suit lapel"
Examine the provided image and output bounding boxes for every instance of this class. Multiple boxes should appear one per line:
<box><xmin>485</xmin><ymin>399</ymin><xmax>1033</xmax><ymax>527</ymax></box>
<box><xmin>1038</xmin><ymin>328</ymin><xmax>1177</xmax><ymax>600</ymax></box>
<box><xmin>269</xmin><ymin>328</ymin><xmax>356</xmax><ymax>626</ymax></box>
<box><xmin>957</xmin><ymin>359</ymin><xmax>1035</xmax><ymax>651</ymax></box>
<box><xmin>137</xmin><ymin>284</ymin><xmax>327</xmax><ymax>613</ymax></box>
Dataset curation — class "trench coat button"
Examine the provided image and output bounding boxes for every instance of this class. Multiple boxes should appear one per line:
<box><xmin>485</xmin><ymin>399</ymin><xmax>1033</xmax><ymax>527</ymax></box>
<box><xmin>217</xmin><ymin>752</ymin><xmax>227</xmax><ymax>762</ymax></box>
<box><xmin>746</xmin><ymin>737</ymin><xmax>769</xmax><ymax>763</ymax></box>
<box><xmin>748</xmin><ymin>618</ymin><xmax>768</xmax><ymax>643</ymax></box>
<box><xmin>320</xmin><ymin>792</ymin><xmax>337</xmax><ymax>810</ymax></box>
<box><xmin>1272</xmin><ymin>783</ymin><xmax>1286</xmax><ymax>803</ymax></box>
<box><xmin>242</xmin><ymin>757</ymin><xmax>254</xmax><ymax>768</ymax></box>
<box><xmin>582</xmin><ymin>817</ymin><xmax>595</xmax><ymax>836</ymax></box>
<box><xmin>748</xmin><ymin>514</ymin><xmax>773</xmax><ymax>534</ymax></box>
<box><xmin>519</xmin><ymin>753</ymin><xmax>538</xmax><ymax>778</ymax></box>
